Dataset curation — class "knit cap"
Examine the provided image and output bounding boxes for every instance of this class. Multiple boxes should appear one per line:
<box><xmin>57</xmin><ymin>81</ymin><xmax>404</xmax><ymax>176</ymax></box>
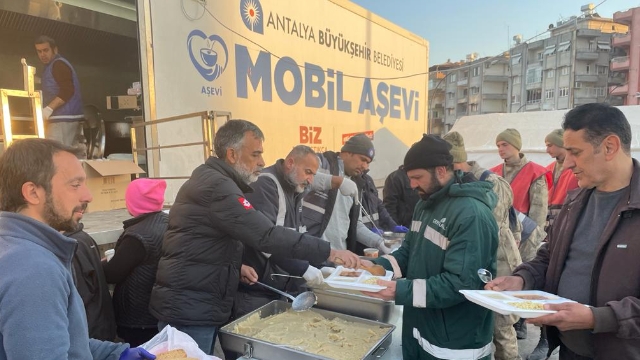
<box><xmin>442</xmin><ymin>131</ymin><xmax>468</xmax><ymax>163</ymax></box>
<box><xmin>496</xmin><ymin>128</ymin><xmax>522</xmax><ymax>150</ymax></box>
<box><xmin>125</xmin><ymin>178</ymin><xmax>167</xmax><ymax>217</ymax></box>
<box><xmin>404</xmin><ymin>134</ymin><xmax>453</xmax><ymax>172</ymax></box>
<box><xmin>545</xmin><ymin>129</ymin><xmax>564</xmax><ymax>148</ymax></box>
<box><xmin>341</xmin><ymin>133</ymin><xmax>375</xmax><ymax>160</ymax></box>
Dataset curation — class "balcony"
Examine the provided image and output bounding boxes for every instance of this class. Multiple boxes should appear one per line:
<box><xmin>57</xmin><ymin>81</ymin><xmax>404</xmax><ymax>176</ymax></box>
<box><xmin>608</xmin><ymin>74</ymin><xmax>627</xmax><ymax>85</ymax></box>
<box><xmin>457</xmin><ymin>78</ymin><xmax>468</xmax><ymax>87</ymax></box>
<box><xmin>611</xmin><ymin>56</ymin><xmax>630</xmax><ymax>71</ymax></box>
<box><xmin>575</xmin><ymin>49</ymin><xmax>599</xmax><ymax>61</ymax></box>
<box><xmin>576</xmin><ymin>29</ymin><xmax>601</xmax><ymax>38</ymax></box>
<box><xmin>613</xmin><ymin>8</ymin><xmax>633</xmax><ymax>25</ymax></box>
<box><xmin>612</xmin><ymin>33</ymin><xmax>631</xmax><ymax>48</ymax></box>
<box><xmin>609</xmin><ymin>84</ymin><xmax>629</xmax><ymax>96</ymax></box>
<box><xmin>457</xmin><ymin>97</ymin><xmax>468</xmax><ymax>104</ymax></box>
<box><xmin>575</xmin><ymin>74</ymin><xmax>599</xmax><ymax>82</ymax></box>
<box><xmin>482</xmin><ymin>93</ymin><xmax>508</xmax><ymax>100</ymax></box>
<box><xmin>484</xmin><ymin>75</ymin><xmax>508</xmax><ymax>82</ymax></box>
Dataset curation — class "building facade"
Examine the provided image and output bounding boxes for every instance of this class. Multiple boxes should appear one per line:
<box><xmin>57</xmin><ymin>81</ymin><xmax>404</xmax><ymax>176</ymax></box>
<box><xmin>428</xmin><ymin>54</ymin><xmax>509</xmax><ymax>134</ymax></box>
<box><xmin>508</xmin><ymin>13</ymin><xmax>627</xmax><ymax>113</ymax></box>
<box><xmin>610</xmin><ymin>7</ymin><xmax>640</xmax><ymax>105</ymax></box>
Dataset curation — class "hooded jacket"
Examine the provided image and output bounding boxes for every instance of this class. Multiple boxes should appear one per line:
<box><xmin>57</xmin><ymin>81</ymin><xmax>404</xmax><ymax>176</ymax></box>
<box><xmin>0</xmin><ymin>212</ymin><xmax>127</xmax><ymax>360</ymax></box>
<box><xmin>373</xmin><ymin>171</ymin><xmax>498</xmax><ymax>360</ymax></box>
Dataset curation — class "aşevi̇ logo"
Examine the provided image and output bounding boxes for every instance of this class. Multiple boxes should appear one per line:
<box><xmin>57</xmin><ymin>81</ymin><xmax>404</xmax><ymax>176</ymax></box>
<box><xmin>240</xmin><ymin>0</ymin><xmax>263</xmax><ymax>34</ymax></box>
<box><xmin>187</xmin><ymin>30</ymin><xmax>228</xmax><ymax>81</ymax></box>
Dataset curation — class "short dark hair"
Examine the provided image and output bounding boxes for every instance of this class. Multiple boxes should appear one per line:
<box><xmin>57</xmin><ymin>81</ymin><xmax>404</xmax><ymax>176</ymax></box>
<box><xmin>0</xmin><ymin>138</ymin><xmax>83</xmax><ymax>212</ymax></box>
<box><xmin>35</xmin><ymin>35</ymin><xmax>57</xmax><ymax>49</ymax></box>
<box><xmin>562</xmin><ymin>103</ymin><xmax>632</xmax><ymax>154</ymax></box>
<box><xmin>213</xmin><ymin>119</ymin><xmax>264</xmax><ymax>158</ymax></box>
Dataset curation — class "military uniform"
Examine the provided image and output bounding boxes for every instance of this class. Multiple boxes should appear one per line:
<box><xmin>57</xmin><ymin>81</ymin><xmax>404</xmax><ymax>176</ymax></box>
<box><xmin>469</xmin><ymin>161</ymin><xmax>523</xmax><ymax>360</ymax></box>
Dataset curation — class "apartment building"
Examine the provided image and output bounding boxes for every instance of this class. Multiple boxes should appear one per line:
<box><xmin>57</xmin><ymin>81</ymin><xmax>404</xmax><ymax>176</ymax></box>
<box><xmin>610</xmin><ymin>7</ymin><xmax>640</xmax><ymax>105</ymax></box>
<box><xmin>428</xmin><ymin>54</ymin><xmax>509</xmax><ymax>133</ymax></box>
<box><xmin>508</xmin><ymin>7</ymin><xmax>628</xmax><ymax>113</ymax></box>
<box><xmin>428</xmin><ymin>62</ymin><xmax>459</xmax><ymax>134</ymax></box>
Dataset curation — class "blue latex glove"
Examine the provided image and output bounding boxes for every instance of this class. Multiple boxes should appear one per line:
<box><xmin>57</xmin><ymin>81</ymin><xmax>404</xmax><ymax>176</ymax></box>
<box><xmin>393</xmin><ymin>225</ymin><xmax>409</xmax><ymax>233</ymax></box>
<box><xmin>370</xmin><ymin>227</ymin><xmax>384</xmax><ymax>235</ymax></box>
<box><xmin>119</xmin><ymin>348</ymin><xmax>156</xmax><ymax>360</ymax></box>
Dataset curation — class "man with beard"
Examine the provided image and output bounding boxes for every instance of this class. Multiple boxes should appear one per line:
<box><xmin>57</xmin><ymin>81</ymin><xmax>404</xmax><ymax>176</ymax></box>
<box><xmin>233</xmin><ymin>145</ymin><xmax>325</xmax><ymax>319</ymax></box>
<box><xmin>0</xmin><ymin>138</ymin><xmax>154</xmax><ymax>360</ymax></box>
<box><xmin>302</xmin><ymin>133</ymin><xmax>392</xmax><ymax>255</ymax></box>
<box><xmin>443</xmin><ymin>131</ymin><xmax>523</xmax><ymax>360</ymax></box>
<box><xmin>149</xmin><ymin>120</ymin><xmax>360</xmax><ymax>355</ymax></box>
<box><xmin>362</xmin><ymin>134</ymin><xmax>498</xmax><ymax>360</ymax></box>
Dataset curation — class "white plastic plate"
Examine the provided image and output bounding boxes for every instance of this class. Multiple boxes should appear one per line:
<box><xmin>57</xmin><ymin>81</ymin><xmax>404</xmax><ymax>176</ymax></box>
<box><xmin>459</xmin><ymin>290</ymin><xmax>576</xmax><ymax>318</ymax></box>
<box><xmin>324</xmin><ymin>266</ymin><xmax>393</xmax><ymax>292</ymax></box>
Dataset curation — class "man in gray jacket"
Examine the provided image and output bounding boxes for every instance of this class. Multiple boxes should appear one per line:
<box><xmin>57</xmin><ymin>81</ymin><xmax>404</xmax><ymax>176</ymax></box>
<box><xmin>0</xmin><ymin>138</ymin><xmax>153</xmax><ymax>360</ymax></box>
<box><xmin>302</xmin><ymin>133</ymin><xmax>391</xmax><ymax>255</ymax></box>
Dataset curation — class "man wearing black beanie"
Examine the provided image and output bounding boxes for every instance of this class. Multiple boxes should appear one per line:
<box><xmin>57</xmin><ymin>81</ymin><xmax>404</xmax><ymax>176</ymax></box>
<box><xmin>363</xmin><ymin>134</ymin><xmax>499</xmax><ymax>360</ymax></box>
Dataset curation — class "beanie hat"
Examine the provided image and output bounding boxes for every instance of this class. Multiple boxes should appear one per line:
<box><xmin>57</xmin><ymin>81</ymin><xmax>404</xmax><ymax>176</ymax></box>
<box><xmin>125</xmin><ymin>178</ymin><xmax>167</xmax><ymax>217</ymax></box>
<box><xmin>442</xmin><ymin>131</ymin><xmax>468</xmax><ymax>163</ymax></box>
<box><xmin>496</xmin><ymin>128</ymin><xmax>522</xmax><ymax>150</ymax></box>
<box><xmin>404</xmin><ymin>134</ymin><xmax>453</xmax><ymax>172</ymax></box>
<box><xmin>545</xmin><ymin>129</ymin><xmax>564</xmax><ymax>148</ymax></box>
<box><xmin>341</xmin><ymin>133</ymin><xmax>375</xmax><ymax>160</ymax></box>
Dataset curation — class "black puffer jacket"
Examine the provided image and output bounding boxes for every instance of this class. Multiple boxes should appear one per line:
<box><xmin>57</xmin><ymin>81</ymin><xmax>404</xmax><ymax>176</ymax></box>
<box><xmin>112</xmin><ymin>211</ymin><xmax>166</xmax><ymax>328</ymax></box>
<box><xmin>149</xmin><ymin>157</ymin><xmax>331</xmax><ymax>326</ymax></box>
<box><xmin>383</xmin><ymin>166</ymin><xmax>419</xmax><ymax>227</ymax></box>
<box><xmin>67</xmin><ymin>224</ymin><xmax>117</xmax><ymax>341</ymax></box>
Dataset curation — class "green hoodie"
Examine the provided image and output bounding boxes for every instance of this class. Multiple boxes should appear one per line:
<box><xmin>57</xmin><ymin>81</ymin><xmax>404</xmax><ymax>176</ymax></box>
<box><xmin>375</xmin><ymin>171</ymin><xmax>498</xmax><ymax>360</ymax></box>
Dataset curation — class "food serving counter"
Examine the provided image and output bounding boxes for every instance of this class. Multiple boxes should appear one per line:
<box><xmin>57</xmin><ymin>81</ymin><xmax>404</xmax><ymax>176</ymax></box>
<box><xmin>220</xmin><ymin>300</ymin><xmax>404</xmax><ymax>360</ymax></box>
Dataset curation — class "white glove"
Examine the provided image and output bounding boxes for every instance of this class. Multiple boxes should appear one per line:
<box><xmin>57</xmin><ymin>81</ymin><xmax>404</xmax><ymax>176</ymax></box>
<box><xmin>377</xmin><ymin>242</ymin><xmax>393</xmax><ymax>255</ymax></box>
<box><xmin>302</xmin><ymin>266</ymin><xmax>324</xmax><ymax>286</ymax></box>
<box><xmin>320</xmin><ymin>266</ymin><xmax>336</xmax><ymax>277</ymax></box>
<box><xmin>339</xmin><ymin>177</ymin><xmax>358</xmax><ymax>198</ymax></box>
<box><xmin>42</xmin><ymin>106</ymin><xmax>53</xmax><ymax>121</ymax></box>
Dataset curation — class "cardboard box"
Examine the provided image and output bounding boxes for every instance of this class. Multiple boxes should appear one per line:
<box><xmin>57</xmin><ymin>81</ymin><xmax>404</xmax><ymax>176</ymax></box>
<box><xmin>82</xmin><ymin>160</ymin><xmax>145</xmax><ymax>212</ymax></box>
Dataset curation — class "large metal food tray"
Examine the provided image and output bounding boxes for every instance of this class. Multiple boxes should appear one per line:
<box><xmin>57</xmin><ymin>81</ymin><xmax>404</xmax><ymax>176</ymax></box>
<box><xmin>219</xmin><ymin>300</ymin><xmax>395</xmax><ymax>360</ymax></box>
<box><xmin>311</xmin><ymin>286</ymin><xmax>396</xmax><ymax>323</ymax></box>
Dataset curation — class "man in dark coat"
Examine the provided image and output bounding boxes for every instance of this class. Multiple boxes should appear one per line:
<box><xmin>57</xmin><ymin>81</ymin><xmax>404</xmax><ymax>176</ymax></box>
<box><xmin>149</xmin><ymin>120</ymin><xmax>360</xmax><ymax>355</ymax></box>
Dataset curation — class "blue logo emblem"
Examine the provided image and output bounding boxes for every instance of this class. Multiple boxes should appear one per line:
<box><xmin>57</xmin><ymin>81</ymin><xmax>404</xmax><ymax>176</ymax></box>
<box><xmin>240</xmin><ymin>0</ymin><xmax>263</xmax><ymax>34</ymax></box>
<box><xmin>187</xmin><ymin>30</ymin><xmax>228</xmax><ymax>81</ymax></box>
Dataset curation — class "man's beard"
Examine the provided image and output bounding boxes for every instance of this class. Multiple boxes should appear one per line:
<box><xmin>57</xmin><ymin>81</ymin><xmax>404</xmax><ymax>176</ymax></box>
<box><xmin>417</xmin><ymin>170</ymin><xmax>444</xmax><ymax>200</ymax></box>
<box><xmin>43</xmin><ymin>193</ymin><xmax>86</xmax><ymax>232</ymax></box>
<box><xmin>286</xmin><ymin>167</ymin><xmax>309</xmax><ymax>193</ymax></box>
<box><xmin>234</xmin><ymin>162</ymin><xmax>262</xmax><ymax>184</ymax></box>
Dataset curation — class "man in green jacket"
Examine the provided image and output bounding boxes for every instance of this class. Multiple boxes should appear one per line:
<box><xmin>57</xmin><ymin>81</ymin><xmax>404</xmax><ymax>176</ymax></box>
<box><xmin>363</xmin><ymin>135</ymin><xmax>498</xmax><ymax>360</ymax></box>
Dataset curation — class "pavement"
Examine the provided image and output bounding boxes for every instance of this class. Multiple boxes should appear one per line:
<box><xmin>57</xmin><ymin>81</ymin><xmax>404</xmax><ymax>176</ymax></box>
<box><xmin>515</xmin><ymin>324</ymin><xmax>559</xmax><ymax>360</ymax></box>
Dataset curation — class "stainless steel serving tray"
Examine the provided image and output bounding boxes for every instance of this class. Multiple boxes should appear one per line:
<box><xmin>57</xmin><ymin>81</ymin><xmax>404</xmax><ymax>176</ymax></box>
<box><xmin>310</xmin><ymin>285</ymin><xmax>396</xmax><ymax>323</ymax></box>
<box><xmin>219</xmin><ymin>300</ymin><xmax>395</xmax><ymax>360</ymax></box>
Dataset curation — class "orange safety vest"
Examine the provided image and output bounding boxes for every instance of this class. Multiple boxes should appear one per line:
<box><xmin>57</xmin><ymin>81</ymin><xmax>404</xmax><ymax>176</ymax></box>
<box><xmin>490</xmin><ymin>161</ymin><xmax>551</xmax><ymax>215</ymax></box>
<box><xmin>546</xmin><ymin>162</ymin><xmax>579</xmax><ymax>207</ymax></box>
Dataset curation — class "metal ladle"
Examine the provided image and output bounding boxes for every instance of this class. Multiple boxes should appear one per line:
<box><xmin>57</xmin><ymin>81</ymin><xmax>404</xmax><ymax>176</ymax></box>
<box><xmin>477</xmin><ymin>268</ymin><xmax>493</xmax><ymax>284</ymax></box>
<box><xmin>254</xmin><ymin>281</ymin><xmax>317</xmax><ymax>311</ymax></box>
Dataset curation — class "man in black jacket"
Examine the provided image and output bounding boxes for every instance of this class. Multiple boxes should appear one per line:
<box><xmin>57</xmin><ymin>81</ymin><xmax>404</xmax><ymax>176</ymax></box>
<box><xmin>383</xmin><ymin>165</ymin><xmax>419</xmax><ymax>228</ymax></box>
<box><xmin>149</xmin><ymin>120</ymin><xmax>360</xmax><ymax>355</ymax></box>
<box><xmin>66</xmin><ymin>224</ymin><xmax>117</xmax><ymax>341</ymax></box>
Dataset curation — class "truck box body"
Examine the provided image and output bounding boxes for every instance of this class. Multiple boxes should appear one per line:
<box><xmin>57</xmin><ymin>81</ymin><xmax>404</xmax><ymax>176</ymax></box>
<box><xmin>137</xmin><ymin>0</ymin><xmax>429</xmax><ymax>201</ymax></box>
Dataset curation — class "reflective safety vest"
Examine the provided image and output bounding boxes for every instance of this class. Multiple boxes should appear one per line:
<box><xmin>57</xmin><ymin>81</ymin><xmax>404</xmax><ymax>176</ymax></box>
<box><xmin>546</xmin><ymin>162</ymin><xmax>579</xmax><ymax>207</ymax></box>
<box><xmin>490</xmin><ymin>162</ymin><xmax>551</xmax><ymax>215</ymax></box>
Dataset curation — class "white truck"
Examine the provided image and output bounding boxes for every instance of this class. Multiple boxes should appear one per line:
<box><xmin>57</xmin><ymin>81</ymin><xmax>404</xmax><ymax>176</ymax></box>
<box><xmin>135</xmin><ymin>0</ymin><xmax>429</xmax><ymax>201</ymax></box>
